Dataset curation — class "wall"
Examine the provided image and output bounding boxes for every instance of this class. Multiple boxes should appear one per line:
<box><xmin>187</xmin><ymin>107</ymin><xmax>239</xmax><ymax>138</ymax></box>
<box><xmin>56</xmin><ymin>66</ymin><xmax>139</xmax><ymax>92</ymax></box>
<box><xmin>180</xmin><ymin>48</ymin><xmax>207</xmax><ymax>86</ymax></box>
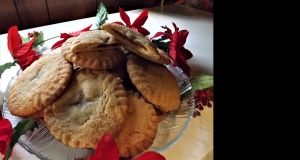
<box><xmin>0</xmin><ymin>0</ymin><xmax>176</xmax><ymax>34</ymax></box>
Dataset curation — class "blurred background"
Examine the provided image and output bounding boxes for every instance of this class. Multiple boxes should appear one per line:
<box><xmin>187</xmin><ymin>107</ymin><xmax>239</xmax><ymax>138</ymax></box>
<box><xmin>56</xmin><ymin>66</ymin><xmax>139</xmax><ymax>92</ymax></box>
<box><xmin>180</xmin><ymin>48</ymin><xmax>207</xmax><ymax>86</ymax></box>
<box><xmin>0</xmin><ymin>0</ymin><xmax>213</xmax><ymax>34</ymax></box>
<box><xmin>176</xmin><ymin>0</ymin><xmax>213</xmax><ymax>13</ymax></box>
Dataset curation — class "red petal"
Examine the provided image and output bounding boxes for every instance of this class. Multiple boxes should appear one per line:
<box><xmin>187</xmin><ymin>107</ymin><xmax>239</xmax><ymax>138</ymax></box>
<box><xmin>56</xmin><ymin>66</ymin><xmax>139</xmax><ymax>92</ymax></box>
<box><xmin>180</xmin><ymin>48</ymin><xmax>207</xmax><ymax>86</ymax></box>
<box><xmin>168</xmin><ymin>36</ymin><xmax>179</xmax><ymax>64</ymax></box>
<box><xmin>165</xmin><ymin>25</ymin><xmax>173</xmax><ymax>35</ymax></box>
<box><xmin>0</xmin><ymin>119</ymin><xmax>13</xmax><ymax>133</ymax></box>
<box><xmin>176</xmin><ymin>30</ymin><xmax>189</xmax><ymax>48</ymax></box>
<box><xmin>0</xmin><ymin>135</ymin><xmax>11</xmax><ymax>143</ymax></box>
<box><xmin>0</xmin><ymin>135</ymin><xmax>11</xmax><ymax>155</ymax></box>
<box><xmin>170</xmin><ymin>49</ymin><xmax>177</xmax><ymax>66</ymax></box>
<box><xmin>0</xmin><ymin>120</ymin><xmax>12</xmax><ymax>129</ymax></box>
<box><xmin>18</xmin><ymin>53</ymin><xmax>40</xmax><ymax>70</ymax></box>
<box><xmin>0</xmin><ymin>128</ymin><xmax>11</xmax><ymax>136</ymax></box>
<box><xmin>69</xmin><ymin>24</ymin><xmax>92</xmax><ymax>37</ymax></box>
<box><xmin>168</xmin><ymin>23</ymin><xmax>181</xmax><ymax>65</ymax></box>
<box><xmin>14</xmin><ymin>38</ymin><xmax>35</xmax><ymax>58</ymax></box>
<box><xmin>179</xmin><ymin>47</ymin><xmax>193</xmax><ymax>60</ymax></box>
<box><xmin>172</xmin><ymin>22</ymin><xmax>179</xmax><ymax>31</ymax></box>
<box><xmin>0</xmin><ymin>141</ymin><xmax>7</xmax><ymax>155</ymax></box>
<box><xmin>51</xmin><ymin>38</ymin><xmax>67</xmax><ymax>50</ymax></box>
<box><xmin>149</xmin><ymin>32</ymin><xmax>166</xmax><ymax>40</ymax></box>
<box><xmin>52</xmin><ymin>33</ymin><xmax>72</xmax><ymax>49</ymax></box>
<box><xmin>17</xmin><ymin>49</ymin><xmax>36</xmax><ymax>59</ymax></box>
<box><xmin>137</xmin><ymin>27</ymin><xmax>150</xmax><ymax>36</ymax></box>
<box><xmin>132</xmin><ymin>9</ymin><xmax>148</xmax><ymax>28</ymax></box>
<box><xmin>60</xmin><ymin>33</ymin><xmax>71</xmax><ymax>39</ymax></box>
<box><xmin>174</xmin><ymin>49</ymin><xmax>191</xmax><ymax>77</ymax></box>
<box><xmin>7</xmin><ymin>26</ymin><xmax>22</xmax><ymax>54</ymax></box>
<box><xmin>17</xmin><ymin>49</ymin><xmax>37</xmax><ymax>60</ymax></box>
<box><xmin>134</xmin><ymin>151</ymin><xmax>166</xmax><ymax>160</ymax></box>
<box><xmin>119</xmin><ymin>7</ymin><xmax>131</xmax><ymax>27</ymax></box>
<box><xmin>90</xmin><ymin>133</ymin><xmax>119</xmax><ymax>160</ymax></box>
<box><xmin>178</xmin><ymin>59</ymin><xmax>191</xmax><ymax>77</ymax></box>
<box><xmin>0</xmin><ymin>119</ymin><xmax>12</xmax><ymax>155</ymax></box>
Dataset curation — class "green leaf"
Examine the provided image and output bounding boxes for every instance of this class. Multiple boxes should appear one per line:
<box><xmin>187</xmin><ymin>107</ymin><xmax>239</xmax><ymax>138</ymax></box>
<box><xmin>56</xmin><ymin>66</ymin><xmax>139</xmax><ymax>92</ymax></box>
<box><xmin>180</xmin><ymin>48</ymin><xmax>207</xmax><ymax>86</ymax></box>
<box><xmin>13</xmin><ymin>119</ymin><xmax>38</xmax><ymax>137</ymax></box>
<box><xmin>190</xmin><ymin>72</ymin><xmax>214</xmax><ymax>92</ymax></box>
<box><xmin>4</xmin><ymin>119</ymin><xmax>38</xmax><ymax>160</ymax></box>
<box><xmin>21</xmin><ymin>36</ymin><xmax>30</xmax><ymax>44</ymax></box>
<box><xmin>151</xmin><ymin>38</ymin><xmax>170</xmax><ymax>53</ymax></box>
<box><xmin>34</xmin><ymin>31</ymin><xmax>45</xmax><ymax>47</ymax></box>
<box><xmin>95</xmin><ymin>2</ymin><xmax>108</xmax><ymax>29</ymax></box>
<box><xmin>0</xmin><ymin>61</ymin><xmax>16</xmax><ymax>78</ymax></box>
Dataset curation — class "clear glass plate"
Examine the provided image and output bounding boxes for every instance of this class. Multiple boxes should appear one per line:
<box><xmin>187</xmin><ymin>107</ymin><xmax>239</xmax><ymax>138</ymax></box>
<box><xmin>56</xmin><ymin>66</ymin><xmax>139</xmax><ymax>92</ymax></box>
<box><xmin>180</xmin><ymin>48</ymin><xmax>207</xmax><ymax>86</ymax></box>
<box><xmin>2</xmin><ymin>59</ymin><xmax>195</xmax><ymax>160</ymax></box>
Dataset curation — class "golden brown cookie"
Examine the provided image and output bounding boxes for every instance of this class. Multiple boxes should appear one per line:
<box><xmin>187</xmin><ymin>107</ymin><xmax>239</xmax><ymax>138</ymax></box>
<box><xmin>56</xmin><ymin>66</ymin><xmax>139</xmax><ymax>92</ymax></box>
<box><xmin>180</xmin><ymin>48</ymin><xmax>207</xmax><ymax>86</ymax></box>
<box><xmin>8</xmin><ymin>48</ymin><xmax>73</xmax><ymax>117</ymax></box>
<box><xmin>126</xmin><ymin>54</ymin><xmax>180</xmax><ymax>112</ymax></box>
<box><xmin>25</xmin><ymin>109</ymin><xmax>44</xmax><ymax>119</ymax></box>
<box><xmin>61</xmin><ymin>37</ymin><xmax>125</xmax><ymax>70</ymax></box>
<box><xmin>70</xmin><ymin>30</ymin><xmax>121</xmax><ymax>53</ymax></box>
<box><xmin>44</xmin><ymin>68</ymin><xmax>128</xmax><ymax>149</ymax></box>
<box><xmin>115</xmin><ymin>90</ymin><xmax>160</xmax><ymax>158</ymax></box>
<box><xmin>101</xmin><ymin>23</ymin><xmax>171</xmax><ymax>65</ymax></box>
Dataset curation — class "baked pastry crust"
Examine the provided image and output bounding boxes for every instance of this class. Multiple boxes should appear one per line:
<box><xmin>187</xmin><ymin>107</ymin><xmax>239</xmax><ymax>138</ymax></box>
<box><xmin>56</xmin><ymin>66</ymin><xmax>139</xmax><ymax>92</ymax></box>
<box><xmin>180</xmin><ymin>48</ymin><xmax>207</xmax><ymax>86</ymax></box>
<box><xmin>8</xmin><ymin>48</ymin><xmax>73</xmax><ymax>117</ymax></box>
<box><xmin>70</xmin><ymin>30</ymin><xmax>121</xmax><ymax>53</ymax></box>
<box><xmin>115</xmin><ymin>90</ymin><xmax>160</xmax><ymax>158</ymax></box>
<box><xmin>101</xmin><ymin>23</ymin><xmax>171</xmax><ymax>65</ymax></box>
<box><xmin>61</xmin><ymin>37</ymin><xmax>125</xmax><ymax>70</ymax></box>
<box><xmin>126</xmin><ymin>54</ymin><xmax>180</xmax><ymax>112</ymax></box>
<box><xmin>44</xmin><ymin>68</ymin><xmax>128</xmax><ymax>149</ymax></box>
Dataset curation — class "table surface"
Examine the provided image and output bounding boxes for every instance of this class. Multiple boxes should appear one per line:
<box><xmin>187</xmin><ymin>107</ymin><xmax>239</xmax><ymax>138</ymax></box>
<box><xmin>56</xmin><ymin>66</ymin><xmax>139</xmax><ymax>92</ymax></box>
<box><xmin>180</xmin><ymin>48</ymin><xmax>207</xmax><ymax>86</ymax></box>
<box><xmin>0</xmin><ymin>4</ymin><xmax>213</xmax><ymax>160</ymax></box>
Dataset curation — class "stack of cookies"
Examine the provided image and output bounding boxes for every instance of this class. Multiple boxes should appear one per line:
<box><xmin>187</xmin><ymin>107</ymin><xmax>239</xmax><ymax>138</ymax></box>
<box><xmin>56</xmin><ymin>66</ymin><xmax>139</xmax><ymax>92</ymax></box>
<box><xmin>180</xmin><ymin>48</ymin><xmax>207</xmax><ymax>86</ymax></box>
<box><xmin>7</xmin><ymin>23</ymin><xmax>180</xmax><ymax>158</ymax></box>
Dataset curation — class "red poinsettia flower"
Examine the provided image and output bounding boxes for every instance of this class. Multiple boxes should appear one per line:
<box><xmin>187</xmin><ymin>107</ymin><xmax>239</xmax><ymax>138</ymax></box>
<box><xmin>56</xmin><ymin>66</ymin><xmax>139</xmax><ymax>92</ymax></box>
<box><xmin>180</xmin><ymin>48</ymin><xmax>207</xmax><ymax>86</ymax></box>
<box><xmin>0</xmin><ymin>110</ymin><xmax>13</xmax><ymax>158</ymax></box>
<box><xmin>88</xmin><ymin>133</ymin><xmax>165</xmax><ymax>160</ymax></box>
<box><xmin>113</xmin><ymin>8</ymin><xmax>150</xmax><ymax>36</ymax></box>
<box><xmin>134</xmin><ymin>151</ymin><xmax>166</xmax><ymax>160</ymax></box>
<box><xmin>88</xmin><ymin>133</ymin><xmax>119</xmax><ymax>160</ymax></box>
<box><xmin>51</xmin><ymin>24</ymin><xmax>92</xmax><ymax>50</ymax></box>
<box><xmin>7</xmin><ymin>26</ymin><xmax>42</xmax><ymax>71</ymax></box>
<box><xmin>150</xmin><ymin>22</ymin><xmax>193</xmax><ymax>77</ymax></box>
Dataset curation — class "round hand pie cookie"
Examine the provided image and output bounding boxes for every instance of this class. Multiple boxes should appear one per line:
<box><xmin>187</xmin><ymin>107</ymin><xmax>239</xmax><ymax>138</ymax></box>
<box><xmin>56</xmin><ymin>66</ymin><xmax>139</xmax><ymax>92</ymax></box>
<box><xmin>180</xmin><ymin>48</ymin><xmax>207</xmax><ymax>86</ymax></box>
<box><xmin>126</xmin><ymin>54</ymin><xmax>180</xmax><ymax>112</ymax></box>
<box><xmin>101</xmin><ymin>23</ymin><xmax>171</xmax><ymax>65</ymax></box>
<box><xmin>70</xmin><ymin>30</ymin><xmax>121</xmax><ymax>53</ymax></box>
<box><xmin>8</xmin><ymin>48</ymin><xmax>73</xmax><ymax>117</ymax></box>
<box><xmin>44</xmin><ymin>68</ymin><xmax>128</xmax><ymax>149</ymax></box>
<box><xmin>61</xmin><ymin>37</ymin><xmax>125</xmax><ymax>70</ymax></box>
<box><xmin>115</xmin><ymin>90</ymin><xmax>161</xmax><ymax>158</ymax></box>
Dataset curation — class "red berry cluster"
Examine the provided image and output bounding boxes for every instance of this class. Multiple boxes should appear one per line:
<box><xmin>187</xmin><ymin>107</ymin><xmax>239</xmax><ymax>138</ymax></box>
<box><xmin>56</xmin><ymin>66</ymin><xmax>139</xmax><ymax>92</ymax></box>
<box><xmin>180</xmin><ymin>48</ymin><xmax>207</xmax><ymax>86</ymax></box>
<box><xmin>27</xmin><ymin>30</ymin><xmax>39</xmax><ymax>37</ymax></box>
<box><xmin>194</xmin><ymin>89</ymin><xmax>214</xmax><ymax>110</ymax></box>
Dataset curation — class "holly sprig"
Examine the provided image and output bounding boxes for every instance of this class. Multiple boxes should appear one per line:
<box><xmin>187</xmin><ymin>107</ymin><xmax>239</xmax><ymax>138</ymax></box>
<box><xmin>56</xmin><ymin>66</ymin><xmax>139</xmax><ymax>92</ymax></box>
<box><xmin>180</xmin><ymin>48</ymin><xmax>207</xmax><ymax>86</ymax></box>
<box><xmin>95</xmin><ymin>2</ymin><xmax>108</xmax><ymax>29</ymax></box>
<box><xmin>190</xmin><ymin>73</ymin><xmax>214</xmax><ymax>116</ymax></box>
<box><xmin>190</xmin><ymin>72</ymin><xmax>213</xmax><ymax>93</ymax></box>
<box><xmin>0</xmin><ymin>29</ymin><xmax>44</xmax><ymax>78</ymax></box>
<box><xmin>21</xmin><ymin>30</ymin><xmax>45</xmax><ymax>49</ymax></box>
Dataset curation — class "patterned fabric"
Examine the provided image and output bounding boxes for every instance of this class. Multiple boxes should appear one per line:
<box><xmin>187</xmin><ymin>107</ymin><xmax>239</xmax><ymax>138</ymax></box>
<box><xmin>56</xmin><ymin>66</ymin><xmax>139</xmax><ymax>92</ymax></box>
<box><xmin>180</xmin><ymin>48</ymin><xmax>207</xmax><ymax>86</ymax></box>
<box><xmin>176</xmin><ymin>0</ymin><xmax>214</xmax><ymax>13</ymax></box>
